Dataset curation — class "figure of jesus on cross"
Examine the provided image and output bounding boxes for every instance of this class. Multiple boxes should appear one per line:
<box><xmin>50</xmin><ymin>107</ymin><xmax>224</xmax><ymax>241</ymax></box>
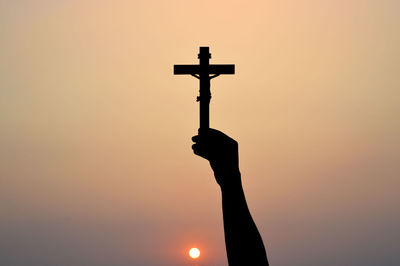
<box><xmin>174</xmin><ymin>47</ymin><xmax>235</xmax><ymax>130</ymax></box>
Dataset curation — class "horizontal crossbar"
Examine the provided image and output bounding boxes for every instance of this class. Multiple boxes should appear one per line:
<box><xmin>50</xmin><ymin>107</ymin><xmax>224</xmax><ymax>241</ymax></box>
<box><xmin>174</xmin><ymin>64</ymin><xmax>235</xmax><ymax>75</ymax></box>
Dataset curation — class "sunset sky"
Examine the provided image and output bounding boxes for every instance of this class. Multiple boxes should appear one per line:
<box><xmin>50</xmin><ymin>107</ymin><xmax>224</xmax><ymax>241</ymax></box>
<box><xmin>1</xmin><ymin>1</ymin><xmax>399</xmax><ymax>265</ymax></box>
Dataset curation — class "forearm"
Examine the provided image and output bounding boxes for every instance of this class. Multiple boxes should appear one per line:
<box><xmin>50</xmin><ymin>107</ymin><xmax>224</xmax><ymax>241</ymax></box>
<box><xmin>220</xmin><ymin>172</ymin><xmax>269</xmax><ymax>265</ymax></box>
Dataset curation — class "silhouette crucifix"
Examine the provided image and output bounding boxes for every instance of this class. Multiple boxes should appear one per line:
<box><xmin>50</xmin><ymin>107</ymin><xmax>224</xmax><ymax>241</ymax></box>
<box><xmin>174</xmin><ymin>47</ymin><xmax>235</xmax><ymax>130</ymax></box>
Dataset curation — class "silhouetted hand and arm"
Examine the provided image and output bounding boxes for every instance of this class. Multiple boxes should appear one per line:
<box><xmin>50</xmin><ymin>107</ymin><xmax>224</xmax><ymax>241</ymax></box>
<box><xmin>192</xmin><ymin>128</ymin><xmax>269</xmax><ymax>266</ymax></box>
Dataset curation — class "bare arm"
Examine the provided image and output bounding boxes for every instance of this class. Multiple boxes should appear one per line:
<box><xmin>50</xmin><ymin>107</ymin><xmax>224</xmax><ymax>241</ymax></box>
<box><xmin>192</xmin><ymin>128</ymin><xmax>269</xmax><ymax>265</ymax></box>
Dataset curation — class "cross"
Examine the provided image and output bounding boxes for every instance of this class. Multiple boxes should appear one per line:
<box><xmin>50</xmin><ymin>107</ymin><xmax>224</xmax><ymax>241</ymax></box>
<box><xmin>174</xmin><ymin>47</ymin><xmax>235</xmax><ymax>130</ymax></box>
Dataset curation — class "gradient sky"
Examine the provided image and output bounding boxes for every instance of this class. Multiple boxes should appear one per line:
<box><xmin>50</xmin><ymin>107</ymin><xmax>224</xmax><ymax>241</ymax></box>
<box><xmin>1</xmin><ymin>1</ymin><xmax>399</xmax><ymax>265</ymax></box>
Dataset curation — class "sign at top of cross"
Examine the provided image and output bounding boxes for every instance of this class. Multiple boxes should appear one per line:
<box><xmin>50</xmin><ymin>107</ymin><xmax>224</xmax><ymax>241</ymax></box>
<box><xmin>174</xmin><ymin>47</ymin><xmax>235</xmax><ymax>130</ymax></box>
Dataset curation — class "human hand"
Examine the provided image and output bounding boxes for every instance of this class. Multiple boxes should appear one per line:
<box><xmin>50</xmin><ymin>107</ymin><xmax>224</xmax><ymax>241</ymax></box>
<box><xmin>192</xmin><ymin>128</ymin><xmax>241</xmax><ymax>189</ymax></box>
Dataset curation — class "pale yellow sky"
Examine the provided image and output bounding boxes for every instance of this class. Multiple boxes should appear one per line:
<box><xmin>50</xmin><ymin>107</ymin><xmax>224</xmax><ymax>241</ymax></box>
<box><xmin>1</xmin><ymin>1</ymin><xmax>399</xmax><ymax>265</ymax></box>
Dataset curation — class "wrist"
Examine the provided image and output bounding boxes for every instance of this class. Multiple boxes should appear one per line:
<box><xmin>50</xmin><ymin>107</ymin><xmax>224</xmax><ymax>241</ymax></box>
<box><xmin>217</xmin><ymin>169</ymin><xmax>242</xmax><ymax>192</ymax></box>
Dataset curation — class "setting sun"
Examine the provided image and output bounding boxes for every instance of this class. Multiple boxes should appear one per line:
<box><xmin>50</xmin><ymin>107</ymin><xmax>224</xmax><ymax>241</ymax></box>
<box><xmin>189</xmin><ymin>248</ymin><xmax>200</xmax><ymax>259</ymax></box>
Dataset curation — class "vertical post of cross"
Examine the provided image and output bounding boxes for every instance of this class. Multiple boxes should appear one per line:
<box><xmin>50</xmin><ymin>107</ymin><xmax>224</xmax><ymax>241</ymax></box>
<box><xmin>198</xmin><ymin>47</ymin><xmax>211</xmax><ymax>130</ymax></box>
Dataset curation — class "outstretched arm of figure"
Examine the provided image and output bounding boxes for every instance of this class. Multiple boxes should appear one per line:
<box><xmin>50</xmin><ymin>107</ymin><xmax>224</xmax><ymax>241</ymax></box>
<box><xmin>192</xmin><ymin>128</ymin><xmax>269</xmax><ymax>266</ymax></box>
